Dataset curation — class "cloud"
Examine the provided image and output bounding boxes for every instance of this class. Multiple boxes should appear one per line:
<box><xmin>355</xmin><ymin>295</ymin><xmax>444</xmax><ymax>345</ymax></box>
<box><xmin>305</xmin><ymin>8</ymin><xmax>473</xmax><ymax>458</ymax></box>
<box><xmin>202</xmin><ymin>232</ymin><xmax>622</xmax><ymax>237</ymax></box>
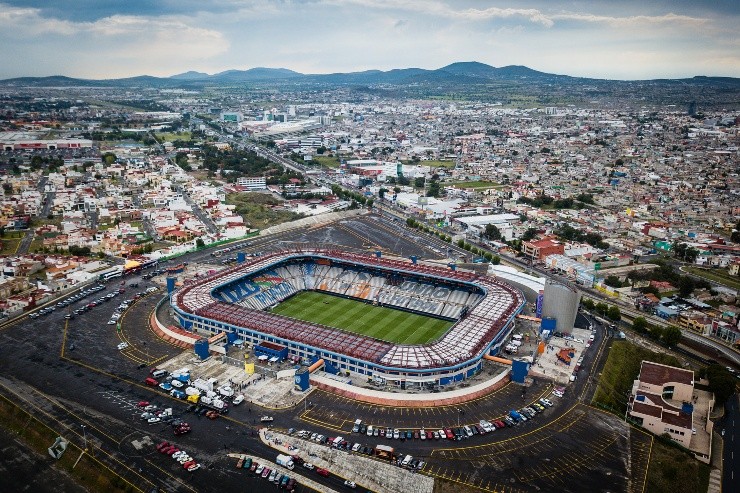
<box><xmin>0</xmin><ymin>3</ymin><xmax>229</xmax><ymax>76</ymax></box>
<box><xmin>552</xmin><ymin>11</ymin><xmax>710</xmax><ymax>28</ymax></box>
<box><xmin>322</xmin><ymin>0</ymin><xmax>555</xmax><ymax>26</ymax></box>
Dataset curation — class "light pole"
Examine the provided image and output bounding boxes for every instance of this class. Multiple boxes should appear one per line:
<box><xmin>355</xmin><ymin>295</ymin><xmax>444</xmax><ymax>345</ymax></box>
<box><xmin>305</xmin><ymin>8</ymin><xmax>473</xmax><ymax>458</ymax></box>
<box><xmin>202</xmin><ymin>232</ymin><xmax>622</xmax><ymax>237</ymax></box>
<box><xmin>81</xmin><ymin>424</ymin><xmax>87</xmax><ymax>451</ymax></box>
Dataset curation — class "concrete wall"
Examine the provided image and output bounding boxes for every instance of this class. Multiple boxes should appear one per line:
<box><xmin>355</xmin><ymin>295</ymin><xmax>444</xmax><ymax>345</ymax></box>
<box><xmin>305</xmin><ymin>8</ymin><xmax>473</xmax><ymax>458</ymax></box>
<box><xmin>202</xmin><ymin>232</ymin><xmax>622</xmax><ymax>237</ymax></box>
<box><xmin>309</xmin><ymin>369</ymin><xmax>510</xmax><ymax>407</ymax></box>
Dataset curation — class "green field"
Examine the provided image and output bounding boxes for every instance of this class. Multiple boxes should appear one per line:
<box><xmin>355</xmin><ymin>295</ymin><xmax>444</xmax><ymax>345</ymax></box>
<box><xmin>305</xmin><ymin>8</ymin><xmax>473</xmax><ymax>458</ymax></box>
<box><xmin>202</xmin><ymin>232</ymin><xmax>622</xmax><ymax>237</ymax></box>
<box><xmin>272</xmin><ymin>291</ymin><xmax>452</xmax><ymax>344</ymax></box>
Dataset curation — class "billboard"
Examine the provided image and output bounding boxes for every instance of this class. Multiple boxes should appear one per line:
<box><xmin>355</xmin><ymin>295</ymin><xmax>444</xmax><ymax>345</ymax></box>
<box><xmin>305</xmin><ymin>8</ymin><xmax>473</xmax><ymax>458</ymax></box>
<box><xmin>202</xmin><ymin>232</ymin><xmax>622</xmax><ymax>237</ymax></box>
<box><xmin>535</xmin><ymin>290</ymin><xmax>544</xmax><ymax>318</ymax></box>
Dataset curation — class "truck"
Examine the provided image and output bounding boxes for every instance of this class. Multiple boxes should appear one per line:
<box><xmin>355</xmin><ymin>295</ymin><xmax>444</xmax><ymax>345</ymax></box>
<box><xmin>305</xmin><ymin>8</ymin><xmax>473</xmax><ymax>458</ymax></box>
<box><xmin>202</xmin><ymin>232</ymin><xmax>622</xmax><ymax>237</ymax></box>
<box><xmin>276</xmin><ymin>454</ymin><xmax>295</xmax><ymax>470</ymax></box>
<box><xmin>187</xmin><ymin>394</ymin><xmax>200</xmax><ymax>404</ymax></box>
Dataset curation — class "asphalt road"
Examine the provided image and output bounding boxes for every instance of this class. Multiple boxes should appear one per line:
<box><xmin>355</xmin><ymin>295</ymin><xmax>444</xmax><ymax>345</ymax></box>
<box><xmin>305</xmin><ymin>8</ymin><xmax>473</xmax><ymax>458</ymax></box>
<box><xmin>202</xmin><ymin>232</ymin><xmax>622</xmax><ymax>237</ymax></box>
<box><xmin>719</xmin><ymin>393</ymin><xmax>739</xmax><ymax>492</ymax></box>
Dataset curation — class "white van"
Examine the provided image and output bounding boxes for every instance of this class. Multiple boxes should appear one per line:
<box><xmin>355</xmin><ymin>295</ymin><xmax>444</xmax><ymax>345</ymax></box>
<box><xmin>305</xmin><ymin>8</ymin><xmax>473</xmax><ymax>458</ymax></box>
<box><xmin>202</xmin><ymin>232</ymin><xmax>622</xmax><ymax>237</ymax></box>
<box><xmin>366</xmin><ymin>425</ymin><xmax>374</xmax><ymax>436</ymax></box>
<box><xmin>151</xmin><ymin>369</ymin><xmax>167</xmax><ymax>379</ymax></box>
<box><xmin>512</xmin><ymin>334</ymin><xmax>523</xmax><ymax>341</ymax></box>
<box><xmin>401</xmin><ymin>454</ymin><xmax>413</xmax><ymax>467</ymax></box>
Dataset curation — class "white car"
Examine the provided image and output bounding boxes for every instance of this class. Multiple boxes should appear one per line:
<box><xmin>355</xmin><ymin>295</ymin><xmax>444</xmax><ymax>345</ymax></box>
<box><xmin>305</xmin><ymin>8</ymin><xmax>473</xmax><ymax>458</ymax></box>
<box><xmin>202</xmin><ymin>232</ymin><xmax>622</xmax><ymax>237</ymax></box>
<box><xmin>117</xmin><ymin>342</ymin><xmax>128</xmax><ymax>350</ymax></box>
<box><xmin>260</xmin><ymin>416</ymin><xmax>274</xmax><ymax>422</ymax></box>
<box><xmin>147</xmin><ymin>417</ymin><xmax>161</xmax><ymax>424</ymax></box>
<box><xmin>344</xmin><ymin>480</ymin><xmax>356</xmax><ymax>489</ymax></box>
<box><xmin>170</xmin><ymin>379</ymin><xmax>184</xmax><ymax>388</ymax></box>
<box><xmin>302</xmin><ymin>463</ymin><xmax>314</xmax><ymax>470</ymax></box>
<box><xmin>187</xmin><ymin>463</ymin><xmax>200</xmax><ymax>472</ymax></box>
<box><xmin>232</xmin><ymin>394</ymin><xmax>244</xmax><ymax>405</ymax></box>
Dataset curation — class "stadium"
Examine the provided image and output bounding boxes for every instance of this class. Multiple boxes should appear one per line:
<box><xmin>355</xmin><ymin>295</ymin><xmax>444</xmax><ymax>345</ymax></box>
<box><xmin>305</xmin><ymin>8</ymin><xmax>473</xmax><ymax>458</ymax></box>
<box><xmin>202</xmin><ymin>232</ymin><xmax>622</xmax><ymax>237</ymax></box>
<box><xmin>169</xmin><ymin>248</ymin><xmax>525</xmax><ymax>388</ymax></box>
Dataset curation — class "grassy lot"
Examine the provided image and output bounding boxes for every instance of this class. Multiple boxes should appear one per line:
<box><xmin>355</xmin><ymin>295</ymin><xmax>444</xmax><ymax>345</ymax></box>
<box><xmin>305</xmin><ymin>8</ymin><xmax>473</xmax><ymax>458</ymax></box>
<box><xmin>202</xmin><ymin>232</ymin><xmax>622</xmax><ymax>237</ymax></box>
<box><xmin>403</xmin><ymin>160</ymin><xmax>456</xmax><ymax>169</ymax></box>
<box><xmin>646</xmin><ymin>439</ymin><xmax>710</xmax><ymax>493</ymax></box>
<box><xmin>446</xmin><ymin>180</ymin><xmax>501</xmax><ymax>189</ymax></box>
<box><xmin>592</xmin><ymin>340</ymin><xmax>679</xmax><ymax>413</ymax></box>
<box><xmin>0</xmin><ymin>394</ymin><xmax>139</xmax><ymax>492</ymax></box>
<box><xmin>684</xmin><ymin>266</ymin><xmax>740</xmax><ymax>290</ymax></box>
<box><xmin>155</xmin><ymin>131</ymin><xmax>192</xmax><ymax>142</ymax></box>
<box><xmin>28</xmin><ymin>237</ymin><xmax>44</xmax><ymax>253</ymax></box>
<box><xmin>226</xmin><ymin>192</ymin><xmax>302</xmax><ymax>229</ymax></box>
<box><xmin>0</xmin><ymin>237</ymin><xmax>21</xmax><ymax>255</ymax></box>
<box><xmin>312</xmin><ymin>155</ymin><xmax>341</xmax><ymax>168</ymax></box>
<box><xmin>272</xmin><ymin>291</ymin><xmax>452</xmax><ymax>344</ymax></box>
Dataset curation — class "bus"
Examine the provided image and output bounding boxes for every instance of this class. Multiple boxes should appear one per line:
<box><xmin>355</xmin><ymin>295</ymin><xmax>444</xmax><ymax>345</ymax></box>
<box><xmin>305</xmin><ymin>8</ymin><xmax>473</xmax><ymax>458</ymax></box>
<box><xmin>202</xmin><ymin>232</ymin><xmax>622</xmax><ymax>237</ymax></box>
<box><xmin>98</xmin><ymin>267</ymin><xmax>123</xmax><ymax>282</ymax></box>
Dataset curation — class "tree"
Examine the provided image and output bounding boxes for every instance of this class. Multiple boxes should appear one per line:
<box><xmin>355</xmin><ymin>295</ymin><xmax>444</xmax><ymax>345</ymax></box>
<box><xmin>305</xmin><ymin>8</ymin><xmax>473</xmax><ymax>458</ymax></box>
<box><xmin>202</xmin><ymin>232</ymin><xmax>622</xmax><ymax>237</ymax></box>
<box><xmin>595</xmin><ymin>302</ymin><xmax>608</xmax><ymax>315</ymax></box>
<box><xmin>414</xmin><ymin>177</ymin><xmax>426</xmax><ymax>188</ymax></box>
<box><xmin>632</xmin><ymin>317</ymin><xmax>648</xmax><ymax>334</ymax></box>
<box><xmin>457</xmin><ymin>239</ymin><xmax>465</xmax><ymax>248</ymax></box>
<box><xmin>661</xmin><ymin>326</ymin><xmax>682</xmax><ymax>347</ymax></box>
<box><xmin>581</xmin><ymin>298</ymin><xmax>595</xmax><ymax>310</ymax></box>
<box><xmin>649</xmin><ymin>325</ymin><xmax>664</xmax><ymax>341</ymax></box>
<box><xmin>101</xmin><ymin>152</ymin><xmax>117</xmax><ymax>166</ymax></box>
<box><xmin>521</xmin><ymin>228</ymin><xmax>538</xmax><ymax>241</ymax></box>
<box><xmin>732</xmin><ymin>227</ymin><xmax>740</xmax><ymax>243</ymax></box>
<box><xmin>378</xmin><ymin>188</ymin><xmax>388</xmax><ymax>200</ymax></box>
<box><xmin>426</xmin><ymin>181</ymin><xmax>441</xmax><ymax>198</ymax></box>
<box><xmin>705</xmin><ymin>365</ymin><xmax>736</xmax><ymax>404</ymax></box>
<box><xmin>195</xmin><ymin>238</ymin><xmax>205</xmax><ymax>249</ymax></box>
<box><xmin>607</xmin><ymin>305</ymin><xmax>621</xmax><ymax>321</ymax></box>
<box><xmin>484</xmin><ymin>224</ymin><xmax>502</xmax><ymax>241</ymax></box>
<box><xmin>491</xmin><ymin>255</ymin><xmax>501</xmax><ymax>265</ymax></box>
<box><xmin>677</xmin><ymin>276</ymin><xmax>695</xmax><ymax>297</ymax></box>
<box><xmin>604</xmin><ymin>276</ymin><xmax>623</xmax><ymax>288</ymax></box>
<box><xmin>30</xmin><ymin>155</ymin><xmax>43</xmax><ymax>170</ymax></box>
<box><xmin>684</xmin><ymin>247</ymin><xmax>699</xmax><ymax>263</ymax></box>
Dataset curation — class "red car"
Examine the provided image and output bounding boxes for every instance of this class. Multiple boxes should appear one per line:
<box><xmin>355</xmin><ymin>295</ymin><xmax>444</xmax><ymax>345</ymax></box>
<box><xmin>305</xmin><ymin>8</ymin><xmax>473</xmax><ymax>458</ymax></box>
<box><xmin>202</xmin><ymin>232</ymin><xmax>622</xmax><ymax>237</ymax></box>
<box><xmin>444</xmin><ymin>428</ymin><xmax>455</xmax><ymax>440</ymax></box>
<box><xmin>144</xmin><ymin>377</ymin><xmax>158</xmax><ymax>386</ymax></box>
<box><xmin>137</xmin><ymin>401</ymin><xmax>150</xmax><ymax>408</ymax></box>
<box><xmin>183</xmin><ymin>460</ymin><xmax>196</xmax><ymax>469</ymax></box>
<box><xmin>315</xmin><ymin>468</ymin><xmax>330</xmax><ymax>477</ymax></box>
<box><xmin>174</xmin><ymin>425</ymin><xmax>191</xmax><ymax>436</ymax></box>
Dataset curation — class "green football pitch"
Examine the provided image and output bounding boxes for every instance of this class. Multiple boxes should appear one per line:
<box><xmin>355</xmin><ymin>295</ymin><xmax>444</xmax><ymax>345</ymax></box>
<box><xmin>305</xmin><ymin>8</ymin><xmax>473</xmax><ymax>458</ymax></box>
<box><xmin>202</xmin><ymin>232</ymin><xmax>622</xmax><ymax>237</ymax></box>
<box><xmin>271</xmin><ymin>291</ymin><xmax>453</xmax><ymax>345</ymax></box>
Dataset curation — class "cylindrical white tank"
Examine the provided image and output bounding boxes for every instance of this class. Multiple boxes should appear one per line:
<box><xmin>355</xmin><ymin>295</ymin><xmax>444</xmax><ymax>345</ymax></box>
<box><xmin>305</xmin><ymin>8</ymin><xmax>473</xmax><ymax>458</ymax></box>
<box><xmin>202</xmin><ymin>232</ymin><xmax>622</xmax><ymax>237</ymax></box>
<box><xmin>541</xmin><ymin>280</ymin><xmax>581</xmax><ymax>333</ymax></box>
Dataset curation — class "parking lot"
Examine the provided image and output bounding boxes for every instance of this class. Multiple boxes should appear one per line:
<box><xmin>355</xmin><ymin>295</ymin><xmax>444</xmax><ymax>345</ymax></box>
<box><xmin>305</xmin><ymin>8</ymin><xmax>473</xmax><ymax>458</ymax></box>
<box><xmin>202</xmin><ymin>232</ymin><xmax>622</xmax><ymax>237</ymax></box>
<box><xmin>0</xmin><ymin>216</ymin><xmax>653</xmax><ymax>493</ymax></box>
<box><xmin>299</xmin><ymin>382</ymin><xmax>555</xmax><ymax>435</ymax></box>
<box><xmin>426</xmin><ymin>404</ymin><xmax>637</xmax><ymax>492</ymax></box>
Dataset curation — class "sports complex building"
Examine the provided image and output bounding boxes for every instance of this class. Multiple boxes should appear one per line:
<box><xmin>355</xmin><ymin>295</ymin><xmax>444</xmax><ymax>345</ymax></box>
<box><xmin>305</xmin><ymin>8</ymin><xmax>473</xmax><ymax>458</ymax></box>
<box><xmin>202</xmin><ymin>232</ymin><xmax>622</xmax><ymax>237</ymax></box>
<box><xmin>169</xmin><ymin>249</ymin><xmax>525</xmax><ymax>387</ymax></box>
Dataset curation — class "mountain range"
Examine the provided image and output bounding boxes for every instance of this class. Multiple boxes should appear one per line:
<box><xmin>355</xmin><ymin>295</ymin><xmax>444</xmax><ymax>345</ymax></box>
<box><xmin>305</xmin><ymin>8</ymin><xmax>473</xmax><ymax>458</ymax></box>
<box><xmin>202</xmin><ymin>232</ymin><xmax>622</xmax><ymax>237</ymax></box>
<box><xmin>2</xmin><ymin>61</ymin><xmax>736</xmax><ymax>89</ymax></box>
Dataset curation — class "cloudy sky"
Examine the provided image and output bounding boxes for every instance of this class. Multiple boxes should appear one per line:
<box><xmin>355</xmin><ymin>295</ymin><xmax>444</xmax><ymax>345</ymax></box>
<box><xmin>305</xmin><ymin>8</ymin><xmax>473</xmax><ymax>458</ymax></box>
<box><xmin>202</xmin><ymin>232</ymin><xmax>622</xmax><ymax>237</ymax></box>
<box><xmin>1</xmin><ymin>0</ymin><xmax>738</xmax><ymax>80</ymax></box>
